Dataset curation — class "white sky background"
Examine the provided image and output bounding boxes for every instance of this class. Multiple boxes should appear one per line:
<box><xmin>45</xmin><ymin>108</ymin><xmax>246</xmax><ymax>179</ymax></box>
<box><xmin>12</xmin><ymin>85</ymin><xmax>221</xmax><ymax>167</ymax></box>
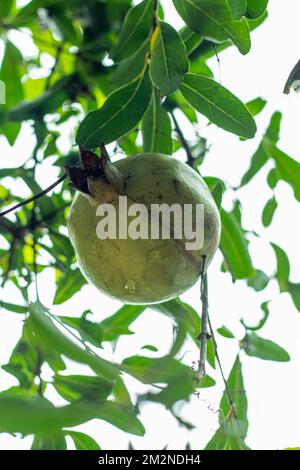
<box><xmin>0</xmin><ymin>0</ymin><xmax>300</xmax><ymax>450</ymax></box>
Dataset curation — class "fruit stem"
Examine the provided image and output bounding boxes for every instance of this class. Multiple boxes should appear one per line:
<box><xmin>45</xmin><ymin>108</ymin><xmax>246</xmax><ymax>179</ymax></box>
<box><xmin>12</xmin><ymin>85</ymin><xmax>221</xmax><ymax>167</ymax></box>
<box><xmin>197</xmin><ymin>255</ymin><xmax>209</xmax><ymax>380</ymax></box>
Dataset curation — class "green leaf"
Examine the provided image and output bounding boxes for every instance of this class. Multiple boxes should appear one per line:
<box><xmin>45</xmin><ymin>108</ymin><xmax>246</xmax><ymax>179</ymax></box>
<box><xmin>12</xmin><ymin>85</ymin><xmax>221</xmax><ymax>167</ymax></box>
<box><xmin>95</xmin><ymin>401</ymin><xmax>145</xmax><ymax>436</ymax></box>
<box><xmin>142</xmin><ymin>89</ymin><xmax>172</xmax><ymax>154</ymax></box>
<box><xmin>0</xmin><ymin>40</ymin><xmax>24</xmax><ymax>145</ymax></box>
<box><xmin>288</xmin><ymin>283</ymin><xmax>300</xmax><ymax>312</ymax></box>
<box><xmin>111</xmin><ymin>0</ymin><xmax>154</xmax><ymax>62</ymax></box>
<box><xmin>66</xmin><ymin>431</ymin><xmax>101</xmax><ymax>450</ymax></box>
<box><xmin>139</xmin><ymin>374</ymin><xmax>196</xmax><ymax>408</ymax></box>
<box><xmin>204</xmin><ymin>177</ymin><xmax>226</xmax><ymax>209</ymax></box>
<box><xmin>220</xmin><ymin>356</ymin><xmax>248</xmax><ymax>435</ymax></box>
<box><xmin>1</xmin><ymin>0</ymin><xmax>15</xmax><ymax>16</ymax></box>
<box><xmin>9</xmin><ymin>75</ymin><xmax>73</xmax><ymax>122</ymax></box>
<box><xmin>264</xmin><ymin>141</ymin><xmax>300</xmax><ymax>203</ymax></box>
<box><xmin>180</xmin><ymin>74</ymin><xmax>256</xmax><ymax>139</ymax></box>
<box><xmin>246</xmin><ymin>0</ymin><xmax>268</xmax><ymax>19</ymax></box>
<box><xmin>207</xmin><ymin>338</ymin><xmax>216</xmax><ymax>369</ymax></box>
<box><xmin>99</xmin><ymin>305</ymin><xmax>146</xmax><ymax>342</ymax></box>
<box><xmin>113</xmin><ymin>39</ymin><xmax>150</xmax><ymax>87</ymax></box>
<box><xmin>284</xmin><ymin>60</ymin><xmax>300</xmax><ymax>95</ymax></box>
<box><xmin>205</xmin><ymin>419</ymin><xmax>250</xmax><ymax>449</ymax></box>
<box><xmin>0</xmin><ymin>301</ymin><xmax>28</xmax><ymax>314</ymax></box>
<box><xmin>142</xmin><ymin>344</ymin><xmax>159</xmax><ymax>352</ymax></box>
<box><xmin>152</xmin><ymin>298</ymin><xmax>200</xmax><ymax>342</ymax></box>
<box><xmin>262</xmin><ymin>197</ymin><xmax>278</xmax><ymax>227</ymax></box>
<box><xmin>32</xmin><ymin>430</ymin><xmax>67</xmax><ymax>450</ymax></box>
<box><xmin>180</xmin><ymin>26</ymin><xmax>203</xmax><ymax>55</ymax></box>
<box><xmin>59</xmin><ymin>314</ymin><xmax>102</xmax><ymax>347</ymax></box>
<box><xmin>240</xmin><ymin>112</ymin><xmax>282</xmax><ymax>186</ymax></box>
<box><xmin>240</xmin><ymin>333</ymin><xmax>290</xmax><ymax>362</ymax></box>
<box><xmin>76</xmin><ymin>71</ymin><xmax>152</xmax><ymax>148</ymax></box>
<box><xmin>227</xmin><ymin>0</ymin><xmax>247</xmax><ymax>20</ymax></box>
<box><xmin>173</xmin><ymin>0</ymin><xmax>251</xmax><ymax>55</ymax></box>
<box><xmin>53</xmin><ymin>374</ymin><xmax>113</xmax><ymax>402</ymax></box>
<box><xmin>271</xmin><ymin>243</ymin><xmax>290</xmax><ymax>291</ymax></box>
<box><xmin>247</xmin><ymin>269</ymin><xmax>269</xmax><ymax>292</ymax></box>
<box><xmin>53</xmin><ymin>268</ymin><xmax>86</xmax><ymax>304</ymax></box>
<box><xmin>217</xmin><ymin>326</ymin><xmax>235</xmax><ymax>339</ymax></box>
<box><xmin>245</xmin><ymin>97</ymin><xmax>267</xmax><ymax>116</ymax></box>
<box><xmin>113</xmin><ymin>376</ymin><xmax>132</xmax><ymax>406</ymax></box>
<box><xmin>150</xmin><ymin>21</ymin><xmax>189</xmax><ymax>96</ymax></box>
<box><xmin>267</xmin><ymin>168</ymin><xmax>279</xmax><ymax>189</ymax></box>
<box><xmin>2</xmin><ymin>323</ymin><xmax>42</xmax><ymax>387</ymax></box>
<box><xmin>122</xmin><ymin>355</ymin><xmax>191</xmax><ymax>384</ymax></box>
<box><xmin>28</xmin><ymin>302</ymin><xmax>118</xmax><ymax>380</ymax></box>
<box><xmin>205</xmin><ymin>355</ymin><xmax>249</xmax><ymax>449</ymax></box>
<box><xmin>220</xmin><ymin>209</ymin><xmax>254</xmax><ymax>280</ymax></box>
<box><xmin>241</xmin><ymin>301</ymin><xmax>270</xmax><ymax>331</ymax></box>
<box><xmin>0</xmin><ymin>395</ymin><xmax>109</xmax><ymax>435</ymax></box>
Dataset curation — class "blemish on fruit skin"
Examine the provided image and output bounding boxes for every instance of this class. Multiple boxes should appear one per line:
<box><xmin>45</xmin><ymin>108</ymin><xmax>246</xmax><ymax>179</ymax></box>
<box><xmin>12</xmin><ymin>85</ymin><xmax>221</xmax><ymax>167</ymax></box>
<box><xmin>124</xmin><ymin>279</ymin><xmax>136</xmax><ymax>293</ymax></box>
<box><xmin>172</xmin><ymin>178</ymin><xmax>179</xmax><ymax>193</ymax></box>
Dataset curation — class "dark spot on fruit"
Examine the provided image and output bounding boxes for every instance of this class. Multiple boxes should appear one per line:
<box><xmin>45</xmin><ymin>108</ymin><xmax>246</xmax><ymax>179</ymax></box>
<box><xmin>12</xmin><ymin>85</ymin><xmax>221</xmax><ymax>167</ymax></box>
<box><xmin>172</xmin><ymin>178</ymin><xmax>179</xmax><ymax>193</ymax></box>
<box><xmin>156</xmin><ymin>181</ymin><xmax>160</xmax><ymax>186</ymax></box>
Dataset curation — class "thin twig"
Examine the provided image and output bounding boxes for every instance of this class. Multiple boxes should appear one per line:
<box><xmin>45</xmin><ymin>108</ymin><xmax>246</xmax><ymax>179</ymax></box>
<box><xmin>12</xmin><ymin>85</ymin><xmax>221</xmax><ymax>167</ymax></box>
<box><xmin>207</xmin><ymin>315</ymin><xmax>239</xmax><ymax>421</ymax></box>
<box><xmin>170</xmin><ymin>110</ymin><xmax>194</xmax><ymax>167</ymax></box>
<box><xmin>197</xmin><ymin>255</ymin><xmax>209</xmax><ymax>380</ymax></box>
<box><xmin>0</xmin><ymin>174</ymin><xmax>67</xmax><ymax>218</ymax></box>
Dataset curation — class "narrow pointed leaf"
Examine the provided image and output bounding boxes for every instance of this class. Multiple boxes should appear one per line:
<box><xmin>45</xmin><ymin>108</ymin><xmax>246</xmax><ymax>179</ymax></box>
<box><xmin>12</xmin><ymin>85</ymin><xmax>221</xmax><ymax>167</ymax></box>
<box><xmin>76</xmin><ymin>72</ymin><xmax>152</xmax><ymax>149</ymax></box>
<box><xmin>246</xmin><ymin>0</ymin><xmax>269</xmax><ymax>19</ymax></box>
<box><xmin>111</xmin><ymin>0</ymin><xmax>154</xmax><ymax>62</ymax></box>
<box><xmin>240</xmin><ymin>112</ymin><xmax>282</xmax><ymax>186</ymax></box>
<box><xmin>220</xmin><ymin>209</ymin><xmax>254</xmax><ymax>279</ymax></box>
<box><xmin>173</xmin><ymin>0</ymin><xmax>251</xmax><ymax>55</ymax></box>
<box><xmin>262</xmin><ymin>197</ymin><xmax>277</xmax><ymax>227</ymax></box>
<box><xmin>0</xmin><ymin>396</ymin><xmax>109</xmax><ymax>434</ymax></box>
<box><xmin>66</xmin><ymin>431</ymin><xmax>101</xmax><ymax>450</ymax></box>
<box><xmin>180</xmin><ymin>74</ymin><xmax>256</xmax><ymax>139</ymax></box>
<box><xmin>150</xmin><ymin>21</ymin><xmax>189</xmax><ymax>96</ymax></box>
<box><xmin>28</xmin><ymin>302</ymin><xmax>118</xmax><ymax>380</ymax></box>
<box><xmin>240</xmin><ymin>333</ymin><xmax>290</xmax><ymax>362</ymax></box>
<box><xmin>227</xmin><ymin>0</ymin><xmax>247</xmax><ymax>20</ymax></box>
<box><xmin>264</xmin><ymin>141</ymin><xmax>300</xmax><ymax>202</ymax></box>
<box><xmin>142</xmin><ymin>89</ymin><xmax>172</xmax><ymax>154</ymax></box>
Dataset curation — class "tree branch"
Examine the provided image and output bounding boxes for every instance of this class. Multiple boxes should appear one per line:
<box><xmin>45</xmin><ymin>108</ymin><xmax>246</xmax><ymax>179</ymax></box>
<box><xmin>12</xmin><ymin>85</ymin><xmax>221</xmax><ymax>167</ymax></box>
<box><xmin>0</xmin><ymin>174</ymin><xmax>67</xmax><ymax>218</ymax></box>
<box><xmin>197</xmin><ymin>255</ymin><xmax>209</xmax><ymax>380</ymax></box>
<box><xmin>170</xmin><ymin>110</ymin><xmax>194</xmax><ymax>168</ymax></box>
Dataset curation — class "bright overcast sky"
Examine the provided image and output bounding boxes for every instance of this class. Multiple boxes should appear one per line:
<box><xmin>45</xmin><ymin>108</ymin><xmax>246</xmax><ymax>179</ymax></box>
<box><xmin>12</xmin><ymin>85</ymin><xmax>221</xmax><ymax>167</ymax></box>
<box><xmin>0</xmin><ymin>0</ymin><xmax>300</xmax><ymax>450</ymax></box>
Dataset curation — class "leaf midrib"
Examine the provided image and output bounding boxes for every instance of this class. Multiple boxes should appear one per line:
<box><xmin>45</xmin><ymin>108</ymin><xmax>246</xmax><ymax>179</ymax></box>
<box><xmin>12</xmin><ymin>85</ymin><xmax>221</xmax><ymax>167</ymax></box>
<box><xmin>181</xmin><ymin>77</ymin><xmax>253</xmax><ymax>135</ymax></box>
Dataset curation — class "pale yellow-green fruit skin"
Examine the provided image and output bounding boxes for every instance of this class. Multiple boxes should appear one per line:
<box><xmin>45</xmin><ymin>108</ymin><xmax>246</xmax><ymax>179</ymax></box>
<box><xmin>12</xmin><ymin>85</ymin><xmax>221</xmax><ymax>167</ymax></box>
<box><xmin>67</xmin><ymin>153</ymin><xmax>221</xmax><ymax>304</ymax></box>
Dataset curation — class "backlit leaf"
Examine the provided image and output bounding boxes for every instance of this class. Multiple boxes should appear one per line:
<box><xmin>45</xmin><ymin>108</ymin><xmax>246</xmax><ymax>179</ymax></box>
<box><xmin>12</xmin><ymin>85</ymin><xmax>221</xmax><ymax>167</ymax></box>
<box><xmin>173</xmin><ymin>0</ymin><xmax>251</xmax><ymax>55</ymax></box>
<box><xmin>180</xmin><ymin>74</ymin><xmax>256</xmax><ymax>139</ymax></box>
<box><xmin>76</xmin><ymin>71</ymin><xmax>152</xmax><ymax>148</ymax></box>
<box><xmin>150</xmin><ymin>21</ymin><xmax>189</xmax><ymax>96</ymax></box>
<box><xmin>142</xmin><ymin>89</ymin><xmax>172</xmax><ymax>154</ymax></box>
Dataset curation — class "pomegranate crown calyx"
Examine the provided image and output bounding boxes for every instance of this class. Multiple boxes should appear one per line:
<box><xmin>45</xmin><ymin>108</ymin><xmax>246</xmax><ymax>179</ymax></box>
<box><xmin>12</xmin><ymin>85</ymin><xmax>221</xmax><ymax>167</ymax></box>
<box><xmin>64</xmin><ymin>144</ymin><xmax>124</xmax><ymax>197</ymax></box>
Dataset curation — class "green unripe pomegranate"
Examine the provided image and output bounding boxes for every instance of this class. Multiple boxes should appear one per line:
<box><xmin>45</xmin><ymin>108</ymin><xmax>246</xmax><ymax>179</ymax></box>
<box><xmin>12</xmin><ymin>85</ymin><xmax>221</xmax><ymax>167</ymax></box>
<box><xmin>67</xmin><ymin>150</ymin><xmax>220</xmax><ymax>304</ymax></box>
